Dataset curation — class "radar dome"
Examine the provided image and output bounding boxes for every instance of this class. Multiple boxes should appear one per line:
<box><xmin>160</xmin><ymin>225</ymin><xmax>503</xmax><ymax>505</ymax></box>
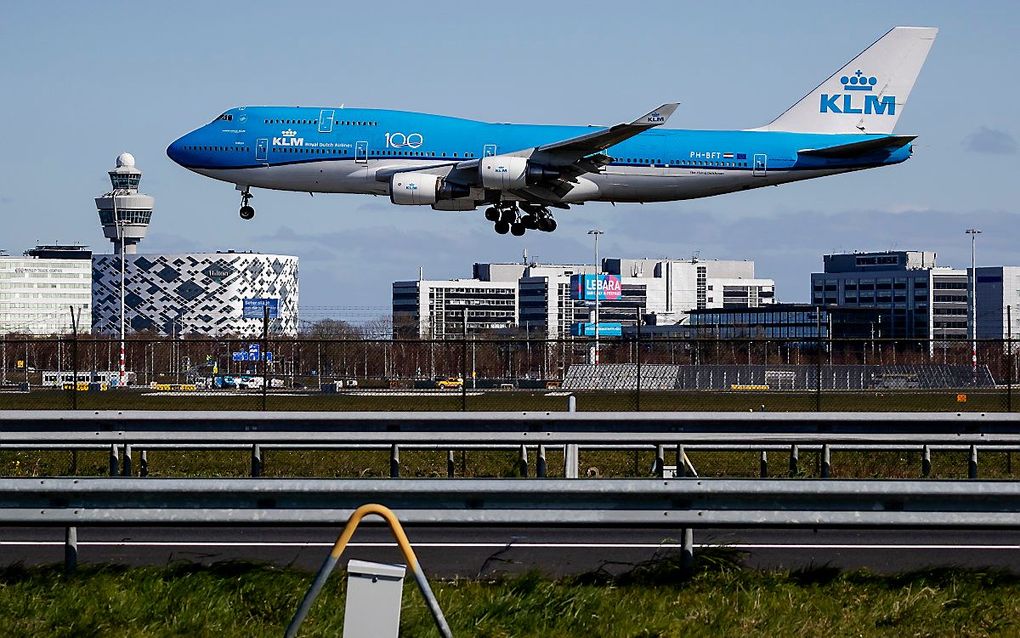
<box><xmin>116</xmin><ymin>152</ymin><xmax>136</xmax><ymax>168</ymax></box>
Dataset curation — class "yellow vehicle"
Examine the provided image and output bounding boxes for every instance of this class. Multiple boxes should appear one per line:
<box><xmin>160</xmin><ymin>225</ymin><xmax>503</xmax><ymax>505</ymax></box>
<box><xmin>436</xmin><ymin>377</ymin><xmax>464</xmax><ymax>390</ymax></box>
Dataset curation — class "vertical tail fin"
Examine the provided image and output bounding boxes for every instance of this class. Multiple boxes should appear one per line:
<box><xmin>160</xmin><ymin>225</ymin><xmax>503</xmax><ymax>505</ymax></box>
<box><xmin>758</xmin><ymin>26</ymin><xmax>937</xmax><ymax>134</ymax></box>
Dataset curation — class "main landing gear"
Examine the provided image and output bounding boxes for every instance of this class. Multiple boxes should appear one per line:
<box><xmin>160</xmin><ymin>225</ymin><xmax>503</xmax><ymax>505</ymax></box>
<box><xmin>484</xmin><ymin>203</ymin><xmax>557</xmax><ymax>236</ymax></box>
<box><xmin>239</xmin><ymin>187</ymin><xmax>255</xmax><ymax>220</ymax></box>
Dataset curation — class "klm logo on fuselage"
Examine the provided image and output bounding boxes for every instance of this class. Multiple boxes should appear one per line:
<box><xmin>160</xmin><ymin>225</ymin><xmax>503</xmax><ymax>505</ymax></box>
<box><xmin>273</xmin><ymin>128</ymin><xmax>304</xmax><ymax>147</ymax></box>
<box><xmin>820</xmin><ymin>70</ymin><xmax>896</xmax><ymax>115</ymax></box>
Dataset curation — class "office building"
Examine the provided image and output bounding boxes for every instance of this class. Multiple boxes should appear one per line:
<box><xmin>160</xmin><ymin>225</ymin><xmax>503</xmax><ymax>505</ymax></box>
<box><xmin>975</xmin><ymin>266</ymin><xmax>1020</xmax><ymax>340</ymax></box>
<box><xmin>392</xmin><ymin>278</ymin><xmax>518</xmax><ymax>338</ymax></box>
<box><xmin>0</xmin><ymin>245</ymin><xmax>93</xmax><ymax>335</ymax></box>
<box><xmin>92</xmin><ymin>251</ymin><xmax>300</xmax><ymax>337</ymax></box>
<box><xmin>394</xmin><ymin>257</ymin><xmax>775</xmax><ymax>339</ymax></box>
<box><xmin>811</xmin><ymin>251</ymin><xmax>968</xmax><ymax>340</ymax></box>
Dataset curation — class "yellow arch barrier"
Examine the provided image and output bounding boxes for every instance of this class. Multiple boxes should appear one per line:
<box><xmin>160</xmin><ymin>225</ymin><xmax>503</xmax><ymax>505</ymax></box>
<box><xmin>285</xmin><ymin>503</ymin><xmax>453</xmax><ymax>637</ymax></box>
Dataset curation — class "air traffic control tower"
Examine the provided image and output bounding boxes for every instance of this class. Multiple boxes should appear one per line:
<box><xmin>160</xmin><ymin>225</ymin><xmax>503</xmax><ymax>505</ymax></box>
<box><xmin>94</xmin><ymin>153</ymin><xmax>154</xmax><ymax>254</ymax></box>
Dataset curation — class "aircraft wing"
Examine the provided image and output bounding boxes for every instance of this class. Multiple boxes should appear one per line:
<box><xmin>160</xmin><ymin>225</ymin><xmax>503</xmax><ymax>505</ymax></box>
<box><xmin>377</xmin><ymin>103</ymin><xmax>678</xmax><ymax>203</ymax></box>
<box><xmin>532</xmin><ymin>103</ymin><xmax>679</xmax><ymax>162</ymax></box>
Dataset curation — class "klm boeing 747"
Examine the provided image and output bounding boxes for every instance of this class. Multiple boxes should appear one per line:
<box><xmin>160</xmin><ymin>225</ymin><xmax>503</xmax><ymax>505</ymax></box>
<box><xmin>167</xmin><ymin>26</ymin><xmax>936</xmax><ymax>236</ymax></box>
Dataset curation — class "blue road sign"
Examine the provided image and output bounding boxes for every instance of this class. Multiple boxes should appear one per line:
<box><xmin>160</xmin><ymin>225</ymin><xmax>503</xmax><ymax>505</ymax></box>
<box><xmin>243</xmin><ymin>298</ymin><xmax>279</xmax><ymax>319</ymax></box>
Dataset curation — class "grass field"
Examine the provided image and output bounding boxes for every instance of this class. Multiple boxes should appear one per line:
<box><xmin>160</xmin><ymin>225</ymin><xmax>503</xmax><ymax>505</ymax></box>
<box><xmin>1</xmin><ymin>558</ymin><xmax>1018</xmax><ymax>637</ymax></box>
<box><xmin>0</xmin><ymin>388</ymin><xmax>1014</xmax><ymax>412</ymax></box>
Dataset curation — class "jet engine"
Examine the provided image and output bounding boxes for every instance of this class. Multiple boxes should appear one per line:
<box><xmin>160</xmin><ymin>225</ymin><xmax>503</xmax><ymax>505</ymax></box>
<box><xmin>390</xmin><ymin>173</ymin><xmax>470</xmax><ymax>205</ymax></box>
<box><xmin>479</xmin><ymin>156</ymin><xmax>560</xmax><ymax>190</ymax></box>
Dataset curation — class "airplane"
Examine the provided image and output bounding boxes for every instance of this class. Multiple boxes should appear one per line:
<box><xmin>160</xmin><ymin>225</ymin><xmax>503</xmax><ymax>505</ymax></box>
<box><xmin>167</xmin><ymin>26</ymin><xmax>936</xmax><ymax>237</ymax></box>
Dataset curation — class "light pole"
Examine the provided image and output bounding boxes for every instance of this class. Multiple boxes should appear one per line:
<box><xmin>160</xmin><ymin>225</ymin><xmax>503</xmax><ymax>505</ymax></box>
<box><xmin>112</xmin><ymin>185</ymin><xmax>127</xmax><ymax>388</ymax></box>
<box><xmin>966</xmin><ymin>228</ymin><xmax>981</xmax><ymax>382</ymax></box>
<box><xmin>587</xmin><ymin>229</ymin><xmax>604</xmax><ymax>367</ymax></box>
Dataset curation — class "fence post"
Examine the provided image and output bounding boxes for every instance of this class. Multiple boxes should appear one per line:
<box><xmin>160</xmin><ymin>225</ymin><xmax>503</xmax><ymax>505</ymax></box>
<box><xmin>518</xmin><ymin>445</ymin><xmax>529</xmax><ymax>478</ymax></box>
<box><xmin>681</xmin><ymin>528</ymin><xmax>694</xmax><ymax>571</ymax></box>
<box><xmin>821</xmin><ymin>444</ymin><xmax>831</xmax><ymax>478</ymax></box>
<box><xmin>140</xmin><ymin>450</ymin><xmax>148</xmax><ymax>477</ymax></box>
<box><xmin>390</xmin><ymin>444</ymin><xmax>400</xmax><ymax>478</ymax></box>
<box><xmin>635</xmin><ymin>307</ymin><xmax>642</xmax><ymax>412</ymax></box>
<box><xmin>675</xmin><ymin>444</ymin><xmax>686</xmax><ymax>478</ymax></box>
<box><xmin>564</xmin><ymin>443</ymin><xmax>579</xmax><ymax>479</ymax></box>
<box><xmin>108</xmin><ymin>444</ymin><xmax>119</xmax><ymax>477</ymax></box>
<box><xmin>537</xmin><ymin>445</ymin><xmax>547</xmax><ymax>478</ymax></box>
<box><xmin>815</xmin><ymin>308</ymin><xmax>822</xmax><ymax>412</ymax></box>
<box><xmin>261</xmin><ymin>305</ymin><xmax>269</xmax><ymax>412</ymax></box>
<box><xmin>760</xmin><ymin>450</ymin><xmax>768</xmax><ymax>478</ymax></box>
<box><xmin>446</xmin><ymin>450</ymin><xmax>455</xmax><ymax>478</ymax></box>
<box><xmin>122</xmin><ymin>445</ymin><xmax>132</xmax><ymax>477</ymax></box>
<box><xmin>969</xmin><ymin>445</ymin><xmax>978</xmax><ymax>479</ymax></box>
<box><xmin>922</xmin><ymin>445</ymin><xmax>932</xmax><ymax>478</ymax></box>
<box><xmin>69</xmin><ymin>305</ymin><xmax>79</xmax><ymax>411</ymax></box>
<box><xmin>567</xmin><ymin>394</ymin><xmax>576</xmax><ymax>413</ymax></box>
<box><xmin>655</xmin><ymin>444</ymin><xmax>666</xmax><ymax>478</ymax></box>
<box><xmin>788</xmin><ymin>445</ymin><xmax>799</xmax><ymax>477</ymax></box>
<box><xmin>251</xmin><ymin>444</ymin><xmax>263</xmax><ymax>478</ymax></box>
<box><xmin>461</xmin><ymin>314</ymin><xmax>468</xmax><ymax>412</ymax></box>
<box><xmin>64</xmin><ymin>527</ymin><xmax>78</xmax><ymax>574</ymax></box>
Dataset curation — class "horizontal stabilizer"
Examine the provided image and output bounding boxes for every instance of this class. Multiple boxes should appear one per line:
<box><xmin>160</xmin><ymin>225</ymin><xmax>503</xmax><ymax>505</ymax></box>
<box><xmin>798</xmin><ymin>135</ymin><xmax>916</xmax><ymax>158</ymax></box>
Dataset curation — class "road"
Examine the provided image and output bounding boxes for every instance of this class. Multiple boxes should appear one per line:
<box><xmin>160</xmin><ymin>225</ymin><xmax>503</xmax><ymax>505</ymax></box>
<box><xmin>2</xmin><ymin>526</ymin><xmax>1019</xmax><ymax>576</ymax></box>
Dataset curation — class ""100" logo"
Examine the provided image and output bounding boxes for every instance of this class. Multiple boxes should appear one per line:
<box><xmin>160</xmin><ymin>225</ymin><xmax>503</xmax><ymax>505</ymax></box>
<box><xmin>384</xmin><ymin>132</ymin><xmax>424</xmax><ymax>149</ymax></box>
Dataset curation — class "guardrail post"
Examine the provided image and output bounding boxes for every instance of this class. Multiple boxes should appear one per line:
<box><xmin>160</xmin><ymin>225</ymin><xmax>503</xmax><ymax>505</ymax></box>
<box><xmin>821</xmin><ymin>444</ymin><xmax>831</xmax><ymax>478</ymax></box>
<box><xmin>681</xmin><ymin>528</ymin><xmax>694</xmax><ymax>571</ymax></box>
<box><xmin>390</xmin><ymin>444</ymin><xmax>400</xmax><ymax>478</ymax></box>
<box><xmin>139</xmin><ymin>450</ymin><xmax>148</xmax><ymax>477</ymax></box>
<box><xmin>655</xmin><ymin>444</ymin><xmax>666</xmax><ymax>478</ymax></box>
<box><xmin>122</xmin><ymin>445</ymin><xmax>132</xmax><ymax>477</ymax></box>
<box><xmin>760</xmin><ymin>450</ymin><xmax>768</xmax><ymax>478</ymax></box>
<box><xmin>537</xmin><ymin>445</ymin><xmax>547</xmax><ymax>478</ymax></box>
<box><xmin>567</xmin><ymin>394</ymin><xmax>576</xmax><ymax>412</ymax></box>
<box><xmin>969</xmin><ymin>445</ymin><xmax>978</xmax><ymax>479</ymax></box>
<box><xmin>564</xmin><ymin>444</ymin><xmax>579</xmax><ymax>479</ymax></box>
<box><xmin>64</xmin><ymin>526</ymin><xmax>77</xmax><ymax>574</ymax></box>
<box><xmin>922</xmin><ymin>445</ymin><xmax>931</xmax><ymax>478</ymax></box>
<box><xmin>108</xmin><ymin>444</ymin><xmax>119</xmax><ymax>477</ymax></box>
<box><xmin>518</xmin><ymin>445</ymin><xmax>529</xmax><ymax>478</ymax></box>
<box><xmin>788</xmin><ymin>445</ymin><xmax>799</xmax><ymax>477</ymax></box>
<box><xmin>675</xmin><ymin>445</ymin><xmax>686</xmax><ymax>478</ymax></box>
<box><xmin>251</xmin><ymin>444</ymin><xmax>263</xmax><ymax>478</ymax></box>
<box><xmin>446</xmin><ymin>450</ymin><xmax>455</xmax><ymax>478</ymax></box>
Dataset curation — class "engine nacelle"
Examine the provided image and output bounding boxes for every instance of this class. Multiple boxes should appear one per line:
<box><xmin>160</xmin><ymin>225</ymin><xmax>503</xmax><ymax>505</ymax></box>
<box><xmin>480</xmin><ymin>156</ymin><xmax>560</xmax><ymax>190</ymax></box>
<box><xmin>390</xmin><ymin>173</ymin><xmax>441</xmax><ymax>205</ymax></box>
<box><xmin>390</xmin><ymin>173</ymin><xmax>471</xmax><ymax>205</ymax></box>
<box><xmin>479</xmin><ymin>156</ymin><xmax>529</xmax><ymax>190</ymax></box>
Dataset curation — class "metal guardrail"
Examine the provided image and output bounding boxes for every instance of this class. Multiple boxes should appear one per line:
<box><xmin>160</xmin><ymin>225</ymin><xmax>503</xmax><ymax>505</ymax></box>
<box><xmin>2</xmin><ymin>410</ymin><xmax>1019</xmax><ymax>434</ymax></box>
<box><xmin>4</xmin><ymin>478</ymin><xmax>1020</xmax><ymax>528</ymax></box>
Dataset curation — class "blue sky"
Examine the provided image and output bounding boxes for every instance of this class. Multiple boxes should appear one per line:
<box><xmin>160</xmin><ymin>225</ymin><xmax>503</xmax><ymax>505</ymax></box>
<box><xmin>1</xmin><ymin>1</ymin><xmax>1017</xmax><ymax>320</ymax></box>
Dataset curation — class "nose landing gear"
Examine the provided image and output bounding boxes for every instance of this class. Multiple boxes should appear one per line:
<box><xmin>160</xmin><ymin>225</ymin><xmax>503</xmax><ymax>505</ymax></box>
<box><xmin>238</xmin><ymin>187</ymin><xmax>255</xmax><ymax>220</ymax></box>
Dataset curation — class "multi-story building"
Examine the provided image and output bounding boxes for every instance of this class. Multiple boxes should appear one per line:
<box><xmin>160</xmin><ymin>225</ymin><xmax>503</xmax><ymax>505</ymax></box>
<box><xmin>810</xmin><ymin>251</ymin><xmax>968</xmax><ymax>341</ymax></box>
<box><xmin>92</xmin><ymin>251</ymin><xmax>300</xmax><ymax>337</ymax></box>
<box><xmin>0</xmin><ymin>245</ymin><xmax>93</xmax><ymax>335</ymax></box>
<box><xmin>392</xmin><ymin>278</ymin><xmax>518</xmax><ymax>338</ymax></box>
<box><xmin>395</xmin><ymin>258</ymin><xmax>776</xmax><ymax>339</ymax></box>
<box><xmin>976</xmin><ymin>266</ymin><xmax>1020</xmax><ymax>340</ymax></box>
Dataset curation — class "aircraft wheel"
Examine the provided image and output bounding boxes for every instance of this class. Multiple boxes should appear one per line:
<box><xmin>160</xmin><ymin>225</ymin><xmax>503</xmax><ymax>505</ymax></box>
<box><xmin>498</xmin><ymin>209</ymin><xmax>516</xmax><ymax>224</ymax></box>
<box><xmin>484</xmin><ymin>207</ymin><xmax>499</xmax><ymax>222</ymax></box>
<box><xmin>494</xmin><ymin>221</ymin><xmax>510</xmax><ymax>235</ymax></box>
<box><xmin>239</xmin><ymin>205</ymin><xmax>255</xmax><ymax>220</ymax></box>
<box><xmin>510</xmin><ymin>223</ymin><xmax>526</xmax><ymax>236</ymax></box>
<box><xmin>521</xmin><ymin>215</ymin><xmax>538</xmax><ymax>230</ymax></box>
<box><xmin>538</xmin><ymin>217</ymin><xmax>556</xmax><ymax>232</ymax></box>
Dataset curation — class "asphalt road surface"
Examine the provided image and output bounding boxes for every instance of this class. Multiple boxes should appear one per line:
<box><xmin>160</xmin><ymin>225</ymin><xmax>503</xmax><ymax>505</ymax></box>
<box><xmin>2</xmin><ymin>526</ymin><xmax>1019</xmax><ymax>576</ymax></box>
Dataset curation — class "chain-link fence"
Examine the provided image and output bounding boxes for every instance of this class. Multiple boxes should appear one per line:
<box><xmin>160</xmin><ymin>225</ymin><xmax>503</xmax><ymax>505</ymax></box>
<box><xmin>0</xmin><ymin>335</ymin><xmax>1016</xmax><ymax>412</ymax></box>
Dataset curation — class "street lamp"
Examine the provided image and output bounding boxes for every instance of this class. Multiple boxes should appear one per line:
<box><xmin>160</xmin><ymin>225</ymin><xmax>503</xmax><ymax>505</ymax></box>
<box><xmin>587</xmin><ymin>229</ymin><xmax>604</xmax><ymax>367</ymax></box>
<box><xmin>966</xmin><ymin>228</ymin><xmax>982</xmax><ymax>382</ymax></box>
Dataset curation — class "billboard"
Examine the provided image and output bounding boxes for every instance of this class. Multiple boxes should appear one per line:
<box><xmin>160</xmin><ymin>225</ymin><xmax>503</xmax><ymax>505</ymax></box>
<box><xmin>569</xmin><ymin>274</ymin><xmax>622</xmax><ymax>301</ymax></box>
<box><xmin>242</xmin><ymin>298</ymin><xmax>279</xmax><ymax>319</ymax></box>
<box><xmin>570</xmin><ymin>322</ymin><xmax>624</xmax><ymax>337</ymax></box>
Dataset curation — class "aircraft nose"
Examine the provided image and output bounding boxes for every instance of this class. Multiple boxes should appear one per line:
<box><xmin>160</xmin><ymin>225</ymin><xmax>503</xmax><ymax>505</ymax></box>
<box><xmin>166</xmin><ymin>134</ymin><xmax>192</xmax><ymax>166</ymax></box>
